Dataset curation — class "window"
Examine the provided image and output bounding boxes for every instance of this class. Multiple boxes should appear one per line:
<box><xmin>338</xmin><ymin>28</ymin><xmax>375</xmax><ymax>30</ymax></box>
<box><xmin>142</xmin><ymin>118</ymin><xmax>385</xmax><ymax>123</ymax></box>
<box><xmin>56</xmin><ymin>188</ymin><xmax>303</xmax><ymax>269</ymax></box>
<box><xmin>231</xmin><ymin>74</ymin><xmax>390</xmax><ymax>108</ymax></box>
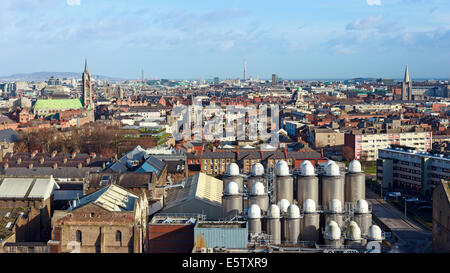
<box><xmin>116</xmin><ymin>230</ymin><xmax>122</xmax><ymax>245</ymax></box>
<box><xmin>76</xmin><ymin>230</ymin><xmax>82</xmax><ymax>244</ymax></box>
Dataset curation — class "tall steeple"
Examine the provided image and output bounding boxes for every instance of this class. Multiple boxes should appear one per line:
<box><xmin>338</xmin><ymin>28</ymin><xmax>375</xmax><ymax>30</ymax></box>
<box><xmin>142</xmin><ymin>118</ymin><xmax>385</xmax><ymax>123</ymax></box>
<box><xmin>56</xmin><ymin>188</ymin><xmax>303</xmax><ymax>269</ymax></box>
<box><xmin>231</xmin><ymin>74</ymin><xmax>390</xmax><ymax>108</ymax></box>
<box><xmin>84</xmin><ymin>58</ymin><xmax>89</xmax><ymax>73</ymax></box>
<box><xmin>404</xmin><ymin>65</ymin><xmax>410</xmax><ymax>83</ymax></box>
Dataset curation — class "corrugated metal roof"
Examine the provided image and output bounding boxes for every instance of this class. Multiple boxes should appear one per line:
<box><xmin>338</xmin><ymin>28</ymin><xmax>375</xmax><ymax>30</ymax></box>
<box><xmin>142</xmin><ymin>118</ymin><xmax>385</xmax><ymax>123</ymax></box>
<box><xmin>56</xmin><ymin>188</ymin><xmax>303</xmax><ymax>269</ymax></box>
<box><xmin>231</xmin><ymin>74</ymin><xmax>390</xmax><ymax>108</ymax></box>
<box><xmin>194</xmin><ymin>221</ymin><xmax>248</xmax><ymax>249</ymax></box>
<box><xmin>28</xmin><ymin>178</ymin><xmax>59</xmax><ymax>199</ymax></box>
<box><xmin>69</xmin><ymin>184</ymin><xmax>138</xmax><ymax>212</ymax></box>
<box><xmin>195</xmin><ymin>173</ymin><xmax>222</xmax><ymax>204</ymax></box>
<box><xmin>0</xmin><ymin>178</ymin><xmax>34</xmax><ymax>198</ymax></box>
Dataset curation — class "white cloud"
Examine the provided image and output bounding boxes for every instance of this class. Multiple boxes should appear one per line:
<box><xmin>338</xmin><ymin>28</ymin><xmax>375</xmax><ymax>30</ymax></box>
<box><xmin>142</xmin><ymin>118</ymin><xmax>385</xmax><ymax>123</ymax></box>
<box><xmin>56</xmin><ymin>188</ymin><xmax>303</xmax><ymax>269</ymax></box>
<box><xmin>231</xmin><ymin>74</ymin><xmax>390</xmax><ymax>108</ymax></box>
<box><xmin>366</xmin><ymin>0</ymin><xmax>381</xmax><ymax>6</ymax></box>
<box><xmin>67</xmin><ymin>0</ymin><xmax>81</xmax><ymax>6</ymax></box>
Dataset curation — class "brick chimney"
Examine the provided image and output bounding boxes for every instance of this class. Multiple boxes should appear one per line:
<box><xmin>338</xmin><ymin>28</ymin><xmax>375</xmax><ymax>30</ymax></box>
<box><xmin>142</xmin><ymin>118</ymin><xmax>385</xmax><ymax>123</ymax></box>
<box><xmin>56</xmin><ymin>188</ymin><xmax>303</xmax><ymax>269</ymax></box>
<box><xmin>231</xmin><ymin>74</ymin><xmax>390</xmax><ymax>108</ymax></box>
<box><xmin>77</xmin><ymin>162</ymin><xmax>82</xmax><ymax>169</ymax></box>
<box><xmin>71</xmin><ymin>152</ymin><xmax>77</xmax><ymax>159</ymax></box>
<box><xmin>28</xmin><ymin>163</ymin><xmax>33</xmax><ymax>169</ymax></box>
<box><xmin>284</xmin><ymin>147</ymin><xmax>288</xmax><ymax>159</ymax></box>
<box><xmin>39</xmin><ymin>156</ymin><xmax>45</xmax><ymax>164</ymax></box>
<box><xmin>17</xmin><ymin>158</ymin><xmax>22</xmax><ymax>164</ymax></box>
<box><xmin>51</xmin><ymin>150</ymin><xmax>57</xmax><ymax>158</ymax></box>
<box><xmin>63</xmin><ymin>157</ymin><xmax>67</xmax><ymax>163</ymax></box>
<box><xmin>53</xmin><ymin>162</ymin><xmax>58</xmax><ymax>169</ymax></box>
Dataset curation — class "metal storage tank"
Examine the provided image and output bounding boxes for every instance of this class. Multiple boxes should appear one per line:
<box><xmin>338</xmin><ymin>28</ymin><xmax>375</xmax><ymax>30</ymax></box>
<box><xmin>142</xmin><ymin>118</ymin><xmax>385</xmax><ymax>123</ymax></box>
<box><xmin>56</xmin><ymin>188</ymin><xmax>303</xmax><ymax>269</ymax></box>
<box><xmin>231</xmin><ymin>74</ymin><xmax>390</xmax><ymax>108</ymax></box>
<box><xmin>345</xmin><ymin>221</ymin><xmax>362</xmax><ymax>248</ymax></box>
<box><xmin>274</xmin><ymin>160</ymin><xmax>293</xmax><ymax>204</ymax></box>
<box><xmin>324</xmin><ymin>199</ymin><xmax>344</xmax><ymax>228</ymax></box>
<box><xmin>248</xmin><ymin>163</ymin><xmax>267</xmax><ymax>194</ymax></box>
<box><xmin>297</xmin><ymin>160</ymin><xmax>319</xmax><ymax>208</ymax></box>
<box><xmin>249</xmin><ymin>182</ymin><xmax>269</xmax><ymax>213</ymax></box>
<box><xmin>324</xmin><ymin>221</ymin><xmax>341</xmax><ymax>248</ymax></box>
<box><xmin>321</xmin><ymin>161</ymin><xmax>344</xmax><ymax>209</ymax></box>
<box><xmin>345</xmin><ymin>160</ymin><xmax>365</xmax><ymax>204</ymax></box>
<box><xmin>223</xmin><ymin>163</ymin><xmax>244</xmax><ymax>193</ymax></box>
<box><xmin>265</xmin><ymin>204</ymin><xmax>281</xmax><ymax>245</ymax></box>
<box><xmin>247</xmin><ymin>204</ymin><xmax>262</xmax><ymax>235</ymax></box>
<box><xmin>285</xmin><ymin>204</ymin><xmax>301</xmax><ymax>245</ymax></box>
<box><xmin>353</xmin><ymin>199</ymin><xmax>372</xmax><ymax>237</ymax></box>
<box><xmin>368</xmin><ymin>225</ymin><xmax>383</xmax><ymax>243</ymax></box>
<box><xmin>300</xmin><ymin>199</ymin><xmax>320</xmax><ymax>244</ymax></box>
<box><xmin>278</xmin><ymin>199</ymin><xmax>290</xmax><ymax>243</ymax></box>
<box><xmin>222</xmin><ymin>182</ymin><xmax>243</xmax><ymax>218</ymax></box>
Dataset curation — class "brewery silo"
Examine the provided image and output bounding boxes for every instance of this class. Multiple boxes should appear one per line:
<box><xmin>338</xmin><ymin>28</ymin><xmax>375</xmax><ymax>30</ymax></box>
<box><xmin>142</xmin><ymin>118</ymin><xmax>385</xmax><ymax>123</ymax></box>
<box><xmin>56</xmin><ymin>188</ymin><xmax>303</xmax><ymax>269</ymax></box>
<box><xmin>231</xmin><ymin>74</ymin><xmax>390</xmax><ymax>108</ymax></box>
<box><xmin>278</xmin><ymin>199</ymin><xmax>290</xmax><ymax>243</ymax></box>
<box><xmin>223</xmin><ymin>163</ymin><xmax>244</xmax><ymax>193</ymax></box>
<box><xmin>324</xmin><ymin>221</ymin><xmax>342</xmax><ymax>248</ymax></box>
<box><xmin>353</xmin><ymin>199</ymin><xmax>372</xmax><ymax>237</ymax></box>
<box><xmin>274</xmin><ymin>160</ymin><xmax>293</xmax><ymax>204</ymax></box>
<box><xmin>324</xmin><ymin>199</ymin><xmax>344</xmax><ymax>228</ymax></box>
<box><xmin>248</xmin><ymin>204</ymin><xmax>262</xmax><ymax>235</ymax></box>
<box><xmin>300</xmin><ymin>198</ymin><xmax>320</xmax><ymax>244</ymax></box>
<box><xmin>321</xmin><ymin>160</ymin><xmax>344</xmax><ymax>209</ymax></box>
<box><xmin>345</xmin><ymin>221</ymin><xmax>362</xmax><ymax>248</ymax></box>
<box><xmin>368</xmin><ymin>225</ymin><xmax>383</xmax><ymax>243</ymax></box>
<box><xmin>285</xmin><ymin>204</ymin><xmax>301</xmax><ymax>245</ymax></box>
<box><xmin>265</xmin><ymin>204</ymin><xmax>281</xmax><ymax>245</ymax></box>
<box><xmin>222</xmin><ymin>181</ymin><xmax>243</xmax><ymax>218</ymax></box>
<box><xmin>345</xmin><ymin>160</ymin><xmax>365</xmax><ymax>204</ymax></box>
<box><xmin>297</xmin><ymin>160</ymin><xmax>319</xmax><ymax>208</ymax></box>
<box><xmin>249</xmin><ymin>181</ymin><xmax>269</xmax><ymax>213</ymax></box>
<box><xmin>248</xmin><ymin>163</ymin><xmax>267</xmax><ymax>194</ymax></box>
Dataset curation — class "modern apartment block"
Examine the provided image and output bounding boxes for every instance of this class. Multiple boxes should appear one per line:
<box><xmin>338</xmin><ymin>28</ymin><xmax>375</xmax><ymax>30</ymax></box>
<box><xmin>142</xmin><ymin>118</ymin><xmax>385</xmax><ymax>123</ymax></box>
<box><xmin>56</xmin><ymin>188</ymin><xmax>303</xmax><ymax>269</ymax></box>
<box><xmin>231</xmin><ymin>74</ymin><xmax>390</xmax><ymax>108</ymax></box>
<box><xmin>345</xmin><ymin>129</ymin><xmax>432</xmax><ymax>161</ymax></box>
<box><xmin>377</xmin><ymin>147</ymin><xmax>450</xmax><ymax>196</ymax></box>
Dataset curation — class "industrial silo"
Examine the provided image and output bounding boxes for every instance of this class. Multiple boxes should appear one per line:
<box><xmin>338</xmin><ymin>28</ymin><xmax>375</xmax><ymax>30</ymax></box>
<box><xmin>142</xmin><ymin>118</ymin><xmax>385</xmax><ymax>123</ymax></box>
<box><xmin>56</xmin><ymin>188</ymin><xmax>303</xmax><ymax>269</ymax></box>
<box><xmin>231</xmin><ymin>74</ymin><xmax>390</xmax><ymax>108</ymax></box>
<box><xmin>222</xmin><ymin>182</ymin><xmax>243</xmax><ymax>218</ymax></box>
<box><xmin>321</xmin><ymin>161</ymin><xmax>344</xmax><ymax>209</ymax></box>
<box><xmin>345</xmin><ymin>160</ymin><xmax>365</xmax><ymax>204</ymax></box>
<box><xmin>297</xmin><ymin>160</ymin><xmax>319</xmax><ymax>208</ymax></box>
<box><xmin>274</xmin><ymin>160</ymin><xmax>293</xmax><ymax>204</ymax></box>
<box><xmin>353</xmin><ymin>199</ymin><xmax>372</xmax><ymax>237</ymax></box>
<box><xmin>345</xmin><ymin>221</ymin><xmax>362</xmax><ymax>248</ymax></box>
<box><xmin>300</xmin><ymin>199</ymin><xmax>320</xmax><ymax>244</ymax></box>
<box><xmin>248</xmin><ymin>204</ymin><xmax>262</xmax><ymax>235</ymax></box>
<box><xmin>249</xmin><ymin>182</ymin><xmax>269</xmax><ymax>213</ymax></box>
<box><xmin>265</xmin><ymin>204</ymin><xmax>281</xmax><ymax>245</ymax></box>
<box><xmin>278</xmin><ymin>199</ymin><xmax>290</xmax><ymax>243</ymax></box>
<box><xmin>368</xmin><ymin>225</ymin><xmax>383</xmax><ymax>244</ymax></box>
<box><xmin>285</xmin><ymin>204</ymin><xmax>301</xmax><ymax>245</ymax></box>
<box><xmin>248</xmin><ymin>163</ymin><xmax>267</xmax><ymax>194</ymax></box>
<box><xmin>324</xmin><ymin>221</ymin><xmax>341</xmax><ymax>248</ymax></box>
<box><xmin>324</xmin><ymin>199</ymin><xmax>344</xmax><ymax>228</ymax></box>
<box><xmin>223</xmin><ymin>163</ymin><xmax>244</xmax><ymax>193</ymax></box>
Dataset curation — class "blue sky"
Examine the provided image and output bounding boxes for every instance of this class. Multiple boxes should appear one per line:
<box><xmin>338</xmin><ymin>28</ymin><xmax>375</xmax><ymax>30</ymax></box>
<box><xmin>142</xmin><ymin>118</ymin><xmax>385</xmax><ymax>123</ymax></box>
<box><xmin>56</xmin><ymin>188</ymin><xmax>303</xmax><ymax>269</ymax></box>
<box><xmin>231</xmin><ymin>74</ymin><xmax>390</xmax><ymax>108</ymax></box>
<box><xmin>1</xmin><ymin>0</ymin><xmax>450</xmax><ymax>80</ymax></box>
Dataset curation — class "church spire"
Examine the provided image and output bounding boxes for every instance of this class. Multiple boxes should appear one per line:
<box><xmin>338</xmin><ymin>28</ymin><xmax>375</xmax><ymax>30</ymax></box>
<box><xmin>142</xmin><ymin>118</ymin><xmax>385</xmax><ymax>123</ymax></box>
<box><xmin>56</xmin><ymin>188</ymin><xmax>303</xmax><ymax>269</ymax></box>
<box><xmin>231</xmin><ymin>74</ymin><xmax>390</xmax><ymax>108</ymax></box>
<box><xmin>84</xmin><ymin>58</ymin><xmax>89</xmax><ymax>73</ymax></box>
<box><xmin>404</xmin><ymin>65</ymin><xmax>410</xmax><ymax>83</ymax></box>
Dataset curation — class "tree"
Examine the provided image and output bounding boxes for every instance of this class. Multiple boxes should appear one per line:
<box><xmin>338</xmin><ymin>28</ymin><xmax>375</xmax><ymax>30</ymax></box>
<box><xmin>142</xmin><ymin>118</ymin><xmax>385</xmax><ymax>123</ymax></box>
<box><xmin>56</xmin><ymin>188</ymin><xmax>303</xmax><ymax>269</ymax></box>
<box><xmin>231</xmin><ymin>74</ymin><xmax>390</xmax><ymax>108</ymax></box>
<box><xmin>343</xmin><ymin>146</ymin><xmax>355</xmax><ymax>162</ymax></box>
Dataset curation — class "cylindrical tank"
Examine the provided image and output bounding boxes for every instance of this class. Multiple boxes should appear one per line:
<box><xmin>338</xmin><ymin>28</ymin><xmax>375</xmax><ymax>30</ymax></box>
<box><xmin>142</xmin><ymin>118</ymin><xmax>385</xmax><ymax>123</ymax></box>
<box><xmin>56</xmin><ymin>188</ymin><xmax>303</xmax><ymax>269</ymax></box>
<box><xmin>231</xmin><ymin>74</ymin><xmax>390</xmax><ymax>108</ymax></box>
<box><xmin>345</xmin><ymin>221</ymin><xmax>362</xmax><ymax>248</ymax></box>
<box><xmin>222</xmin><ymin>182</ymin><xmax>243</xmax><ymax>218</ymax></box>
<box><xmin>297</xmin><ymin>160</ymin><xmax>319</xmax><ymax>207</ymax></box>
<box><xmin>301</xmin><ymin>199</ymin><xmax>320</xmax><ymax>244</ymax></box>
<box><xmin>248</xmin><ymin>204</ymin><xmax>262</xmax><ymax>234</ymax></box>
<box><xmin>223</xmin><ymin>163</ymin><xmax>244</xmax><ymax>193</ymax></box>
<box><xmin>321</xmin><ymin>161</ymin><xmax>344</xmax><ymax>209</ymax></box>
<box><xmin>285</xmin><ymin>204</ymin><xmax>301</xmax><ymax>245</ymax></box>
<box><xmin>278</xmin><ymin>199</ymin><xmax>290</xmax><ymax>242</ymax></box>
<box><xmin>324</xmin><ymin>199</ymin><xmax>344</xmax><ymax>228</ymax></box>
<box><xmin>274</xmin><ymin>160</ymin><xmax>293</xmax><ymax>204</ymax></box>
<box><xmin>345</xmin><ymin>160</ymin><xmax>365</xmax><ymax>204</ymax></box>
<box><xmin>265</xmin><ymin>204</ymin><xmax>281</xmax><ymax>245</ymax></box>
<box><xmin>249</xmin><ymin>182</ymin><xmax>269</xmax><ymax>212</ymax></box>
<box><xmin>368</xmin><ymin>225</ymin><xmax>383</xmax><ymax>243</ymax></box>
<box><xmin>248</xmin><ymin>163</ymin><xmax>267</xmax><ymax>194</ymax></box>
<box><xmin>353</xmin><ymin>200</ymin><xmax>372</xmax><ymax>237</ymax></box>
<box><xmin>324</xmin><ymin>221</ymin><xmax>341</xmax><ymax>248</ymax></box>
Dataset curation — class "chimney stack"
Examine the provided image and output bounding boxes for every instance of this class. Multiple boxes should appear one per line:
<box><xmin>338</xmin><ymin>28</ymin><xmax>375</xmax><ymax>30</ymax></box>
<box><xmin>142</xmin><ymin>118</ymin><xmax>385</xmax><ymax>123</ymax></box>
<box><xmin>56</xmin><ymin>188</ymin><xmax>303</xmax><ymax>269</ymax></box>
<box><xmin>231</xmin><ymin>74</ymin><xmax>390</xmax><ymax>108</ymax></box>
<box><xmin>51</xmin><ymin>150</ymin><xmax>57</xmax><ymax>158</ymax></box>
<box><xmin>17</xmin><ymin>158</ymin><xmax>22</xmax><ymax>164</ymax></box>
<box><xmin>72</xmin><ymin>152</ymin><xmax>77</xmax><ymax>159</ymax></box>
<box><xmin>78</xmin><ymin>162</ymin><xmax>82</xmax><ymax>169</ymax></box>
<box><xmin>63</xmin><ymin>157</ymin><xmax>68</xmax><ymax>163</ymax></box>
<box><xmin>40</xmin><ymin>157</ymin><xmax>45</xmax><ymax>164</ymax></box>
<box><xmin>53</xmin><ymin>163</ymin><xmax>58</xmax><ymax>169</ymax></box>
<box><xmin>28</xmin><ymin>163</ymin><xmax>33</xmax><ymax>169</ymax></box>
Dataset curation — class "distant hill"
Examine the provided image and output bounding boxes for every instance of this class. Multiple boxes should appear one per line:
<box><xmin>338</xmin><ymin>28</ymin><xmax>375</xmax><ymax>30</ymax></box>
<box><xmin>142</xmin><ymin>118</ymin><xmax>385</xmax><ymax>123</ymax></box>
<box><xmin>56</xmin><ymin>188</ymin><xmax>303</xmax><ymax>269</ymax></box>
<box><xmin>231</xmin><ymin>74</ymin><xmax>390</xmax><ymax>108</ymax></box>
<box><xmin>0</xmin><ymin>72</ymin><xmax>126</xmax><ymax>82</ymax></box>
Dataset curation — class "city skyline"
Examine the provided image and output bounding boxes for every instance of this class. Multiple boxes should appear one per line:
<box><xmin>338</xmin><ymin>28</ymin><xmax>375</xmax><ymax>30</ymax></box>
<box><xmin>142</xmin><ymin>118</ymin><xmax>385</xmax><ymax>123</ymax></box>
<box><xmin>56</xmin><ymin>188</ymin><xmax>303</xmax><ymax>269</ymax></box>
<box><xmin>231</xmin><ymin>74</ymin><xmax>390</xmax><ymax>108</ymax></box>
<box><xmin>1</xmin><ymin>0</ymin><xmax>450</xmax><ymax>79</ymax></box>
